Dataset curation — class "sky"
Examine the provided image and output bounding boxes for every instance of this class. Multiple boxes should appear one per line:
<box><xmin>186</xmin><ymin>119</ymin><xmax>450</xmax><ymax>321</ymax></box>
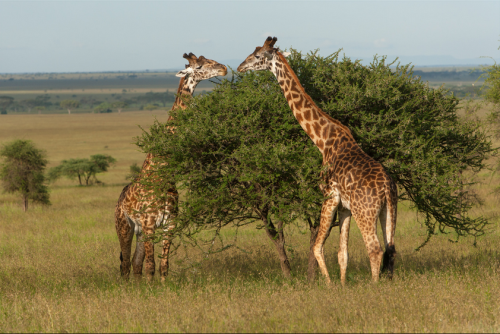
<box><xmin>1</xmin><ymin>0</ymin><xmax>499</xmax><ymax>73</ymax></box>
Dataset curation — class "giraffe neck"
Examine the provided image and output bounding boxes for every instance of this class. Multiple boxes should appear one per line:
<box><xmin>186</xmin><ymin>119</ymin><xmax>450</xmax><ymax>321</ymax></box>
<box><xmin>171</xmin><ymin>75</ymin><xmax>199</xmax><ymax>111</ymax></box>
<box><xmin>270</xmin><ymin>52</ymin><xmax>355</xmax><ymax>157</ymax></box>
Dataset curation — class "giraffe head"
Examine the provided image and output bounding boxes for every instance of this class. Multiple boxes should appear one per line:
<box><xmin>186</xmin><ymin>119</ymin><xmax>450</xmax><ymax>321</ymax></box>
<box><xmin>237</xmin><ymin>36</ymin><xmax>290</xmax><ymax>73</ymax></box>
<box><xmin>176</xmin><ymin>53</ymin><xmax>227</xmax><ymax>81</ymax></box>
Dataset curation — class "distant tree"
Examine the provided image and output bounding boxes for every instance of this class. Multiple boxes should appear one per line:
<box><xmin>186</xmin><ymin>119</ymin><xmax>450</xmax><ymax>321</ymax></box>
<box><xmin>143</xmin><ymin>103</ymin><xmax>159</xmax><ymax>112</ymax></box>
<box><xmin>48</xmin><ymin>154</ymin><xmax>116</xmax><ymax>186</ymax></box>
<box><xmin>0</xmin><ymin>96</ymin><xmax>14</xmax><ymax>113</ymax></box>
<box><xmin>112</xmin><ymin>101</ymin><xmax>128</xmax><ymax>113</ymax></box>
<box><xmin>79</xmin><ymin>96</ymin><xmax>101</xmax><ymax>109</ymax></box>
<box><xmin>60</xmin><ymin>100</ymin><xmax>79</xmax><ymax>114</ymax></box>
<box><xmin>125</xmin><ymin>162</ymin><xmax>141</xmax><ymax>181</ymax></box>
<box><xmin>134</xmin><ymin>91</ymin><xmax>175</xmax><ymax>107</ymax></box>
<box><xmin>0</xmin><ymin>140</ymin><xmax>50</xmax><ymax>211</ymax></box>
<box><xmin>21</xmin><ymin>99</ymin><xmax>38</xmax><ymax>113</ymax></box>
<box><xmin>34</xmin><ymin>106</ymin><xmax>45</xmax><ymax>114</ymax></box>
<box><xmin>94</xmin><ymin>102</ymin><xmax>113</xmax><ymax>113</ymax></box>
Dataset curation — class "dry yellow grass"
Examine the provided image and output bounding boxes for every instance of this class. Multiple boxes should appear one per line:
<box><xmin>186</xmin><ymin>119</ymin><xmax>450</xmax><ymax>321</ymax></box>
<box><xmin>0</xmin><ymin>108</ymin><xmax>500</xmax><ymax>332</ymax></box>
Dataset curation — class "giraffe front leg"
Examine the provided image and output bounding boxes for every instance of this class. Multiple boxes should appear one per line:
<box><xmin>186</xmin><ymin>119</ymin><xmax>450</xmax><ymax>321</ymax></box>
<box><xmin>313</xmin><ymin>196</ymin><xmax>340</xmax><ymax>284</ymax></box>
<box><xmin>337</xmin><ymin>208</ymin><xmax>352</xmax><ymax>286</ymax></box>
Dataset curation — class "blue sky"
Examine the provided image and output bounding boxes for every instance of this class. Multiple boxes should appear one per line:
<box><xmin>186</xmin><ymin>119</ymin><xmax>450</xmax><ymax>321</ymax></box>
<box><xmin>1</xmin><ymin>0</ymin><xmax>499</xmax><ymax>73</ymax></box>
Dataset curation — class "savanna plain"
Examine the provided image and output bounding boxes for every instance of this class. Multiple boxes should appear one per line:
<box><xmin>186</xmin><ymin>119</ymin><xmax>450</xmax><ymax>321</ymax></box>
<box><xmin>1</xmin><ymin>82</ymin><xmax>500</xmax><ymax>331</ymax></box>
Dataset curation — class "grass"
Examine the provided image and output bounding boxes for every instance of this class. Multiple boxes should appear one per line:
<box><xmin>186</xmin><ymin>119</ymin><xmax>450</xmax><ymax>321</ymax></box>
<box><xmin>1</xmin><ymin>108</ymin><xmax>500</xmax><ymax>332</ymax></box>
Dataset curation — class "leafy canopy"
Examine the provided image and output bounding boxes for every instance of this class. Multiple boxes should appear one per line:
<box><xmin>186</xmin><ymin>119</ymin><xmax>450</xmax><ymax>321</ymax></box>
<box><xmin>0</xmin><ymin>139</ymin><xmax>50</xmax><ymax>211</ymax></box>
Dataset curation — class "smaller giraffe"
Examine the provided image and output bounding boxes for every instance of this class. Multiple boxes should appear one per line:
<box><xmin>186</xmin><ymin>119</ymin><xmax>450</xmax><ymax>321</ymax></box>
<box><xmin>238</xmin><ymin>37</ymin><xmax>397</xmax><ymax>285</ymax></box>
<box><xmin>115</xmin><ymin>53</ymin><xmax>227</xmax><ymax>281</ymax></box>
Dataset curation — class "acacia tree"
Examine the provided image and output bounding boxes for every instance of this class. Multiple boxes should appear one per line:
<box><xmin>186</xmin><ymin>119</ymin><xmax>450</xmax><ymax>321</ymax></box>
<box><xmin>112</xmin><ymin>101</ymin><xmax>128</xmax><ymax>113</ymax></box>
<box><xmin>48</xmin><ymin>154</ymin><xmax>116</xmax><ymax>186</ymax></box>
<box><xmin>0</xmin><ymin>96</ymin><xmax>14</xmax><ymax>114</ymax></box>
<box><xmin>60</xmin><ymin>100</ymin><xmax>79</xmax><ymax>114</ymax></box>
<box><xmin>139</xmin><ymin>49</ymin><xmax>494</xmax><ymax>279</ymax></box>
<box><xmin>0</xmin><ymin>140</ymin><xmax>50</xmax><ymax>211</ymax></box>
<box><xmin>94</xmin><ymin>103</ymin><xmax>112</xmax><ymax>113</ymax></box>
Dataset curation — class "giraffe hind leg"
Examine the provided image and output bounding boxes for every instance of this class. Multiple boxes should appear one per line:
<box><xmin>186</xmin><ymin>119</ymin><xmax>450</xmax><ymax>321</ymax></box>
<box><xmin>337</xmin><ymin>208</ymin><xmax>352</xmax><ymax>286</ymax></box>
<box><xmin>379</xmin><ymin>202</ymin><xmax>396</xmax><ymax>279</ymax></box>
<box><xmin>354</xmin><ymin>211</ymin><xmax>383</xmax><ymax>282</ymax></box>
<box><xmin>132</xmin><ymin>234</ymin><xmax>145</xmax><ymax>277</ymax></box>
<box><xmin>116</xmin><ymin>209</ymin><xmax>134</xmax><ymax>279</ymax></box>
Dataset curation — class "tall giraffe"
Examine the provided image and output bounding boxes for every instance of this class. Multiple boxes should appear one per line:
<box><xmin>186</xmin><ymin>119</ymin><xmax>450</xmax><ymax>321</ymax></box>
<box><xmin>115</xmin><ymin>53</ymin><xmax>227</xmax><ymax>280</ymax></box>
<box><xmin>238</xmin><ymin>37</ymin><xmax>397</xmax><ymax>284</ymax></box>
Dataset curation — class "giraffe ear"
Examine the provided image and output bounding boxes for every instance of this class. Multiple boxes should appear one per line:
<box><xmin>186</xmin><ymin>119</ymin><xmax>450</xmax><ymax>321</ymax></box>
<box><xmin>175</xmin><ymin>67</ymin><xmax>194</xmax><ymax>77</ymax></box>
<box><xmin>281</xmin><ymin>51</ymin><xmax>291</xmax><ymax>58</ymax></box>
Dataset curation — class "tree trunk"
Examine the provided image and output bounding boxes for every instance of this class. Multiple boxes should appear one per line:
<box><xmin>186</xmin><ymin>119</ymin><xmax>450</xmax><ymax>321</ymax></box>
<box><xmin>78</xmin><ymin>174</ymin><xmax>82</xmax><ymax>186</ymax></box>
<box><xmin>23</xmin><ymin>196</ymin><xmax>28</xmax><ymax>212</ymax></box>
<box><xmin>67</xmin><ymin>109</ymin><xmax>71</xmax><ymax>114</ymax></box>
<box><xmin>263</xmin><ymin>218</ymin><xmax>292</xmax><ymax>279</ymax></box>
<box><xmin>306</xmin><ymin>214</ymin><xmax>337</xmax><ymax>282</ymax></box>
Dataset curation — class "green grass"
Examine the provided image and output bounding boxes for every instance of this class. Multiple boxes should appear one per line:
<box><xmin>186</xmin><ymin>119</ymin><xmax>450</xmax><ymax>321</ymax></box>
<box><xmin>1</xmin><ymin>109</ymin><xmax>500</xmax><ymax>332</ymax></box>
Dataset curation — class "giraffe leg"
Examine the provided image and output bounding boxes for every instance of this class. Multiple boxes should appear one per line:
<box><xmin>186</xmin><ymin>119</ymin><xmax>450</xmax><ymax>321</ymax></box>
<box><xmin>379</xmin><ymin>202</ymin><xmax>397</xmax><ymax>279</ymax></box>
<box><xmin>132</xmin><ymin>233</ymin><xmax>145</xmax><ymax>278</ymax></box>
<box><xmin>356</xmin><ymin>213</ymin><xmax>384</xmax><ymax>283</ymax></box>
<box><xmin>160</xmin><ymin>237</ymin><xmax>172</xmax><ymax>282</ymax></box>
<box><xmin>313</xmin><ymin>195</ymin><xmax>340</xmax><ymax>284</ymax></box>
<box><xmin>160</xmin><ymin>190</ymin><xmax>178</xmax><ymax>282</ymax></box>
<box><xmin>160</xmin><ymin>221</ymin><xmax>175</xmax><ymax>281</ymax></box>
<box><xmin>337</xmin><ymin>208</ymin><xmax>352</xmax><ymax>286</ymax></box>
<box><xmin>115</xmin><ymin>209</ymin><xmax>134</xmax><ymax>279</ymax></box>
<box><xmin>143</xmin><ymin>219</ymin><xmax>156</xmax><ymax>281</ymax></box>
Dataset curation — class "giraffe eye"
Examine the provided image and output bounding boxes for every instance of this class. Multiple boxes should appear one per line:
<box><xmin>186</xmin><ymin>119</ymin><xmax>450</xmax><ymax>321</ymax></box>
<box><xmin>255</xmin><ymin>55</ymin><xmax>261</xmax><ymax>59</ymax></box>
<box><xmin>196</xmin><ymin>66</ymin><xmax>202</xmax><ymax>69</ymax></box>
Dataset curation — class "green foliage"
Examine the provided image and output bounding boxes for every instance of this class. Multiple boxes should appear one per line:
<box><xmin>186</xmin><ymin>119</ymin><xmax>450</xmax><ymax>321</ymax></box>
<box><xmin>33</xmin><ymin>106</ymin><xmax>45</xmax><ymax>114</ymax></box>
<box><xmin>60</xmin><ymin>99</ymin><xmax>79</xmax><ymax>114</ymax></box>
<box><xmin>0</xmin><ymin>139</ymin><xmax>50</xmax><ymax>211</ymax></box>
<box><xmin>143</xmin><ymin>103</ymin><xmax>159</xmax><ymax>111</ymax></box>
<box><xmin>0</xmin><ymin>96</ymin><xmax>14</xmax><ymax>112</ymax></box>
<box><xmin>125</xmin><ymin>162</ymin><xmax>141</xmax><ymax>181</ymax></box>
<box><xmin>112</xmin><ymin>101</ymin><xmax>128</xmax><ymax>113</ymax></box>
<box><xmin>94</xmin><ymin>102</ymin><xmax>113</xmax><ymax>113</ymax></box>
<box><xmin>139</xmin><ymin>49</ymin><xmax>494</xmax><ymax>249</ymax></box>
<box><xmin>479</xmin><ymin>46</ymin><xmax>500</xmax><ymax>106</ymax></box>
<box><xmin>134</xmin><ymin>91</ymin><xmax>175</xmax><ymax>107</ymax></box>
<box><xmin>48</xmin><ymin>154</ymin><xmax>116</xmax><ymax>186</ymax></box>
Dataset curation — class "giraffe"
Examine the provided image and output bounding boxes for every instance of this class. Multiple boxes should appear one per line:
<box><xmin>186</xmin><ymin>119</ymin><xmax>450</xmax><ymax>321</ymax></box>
<box><xmin>115</xmin><ymin>53</ymin><xmax>227</xmax><ymax>281</ymax></box>
<box><xmin>237</xmin><ymin>37</ymin><xmax>397</xmax><ymax>285</ymax></box>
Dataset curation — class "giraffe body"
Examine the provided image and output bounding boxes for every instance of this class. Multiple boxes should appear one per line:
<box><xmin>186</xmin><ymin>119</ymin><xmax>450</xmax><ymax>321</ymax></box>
<box><xmin>238</xmin><ymin>37</ymin><xmax>397</xmax><ymax>284</ymax></box>
<box><xmin>115</xmin><ymin>54</ymin><xmax>227</xmax><ymax>280</ymax></box>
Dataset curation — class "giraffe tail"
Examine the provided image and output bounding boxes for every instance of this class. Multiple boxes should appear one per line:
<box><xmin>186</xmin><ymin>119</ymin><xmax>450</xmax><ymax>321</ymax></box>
<box><xmin>381</xmin><ymin>179</ymin><xmax>397</xmax><ymax>278</ymax></box>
